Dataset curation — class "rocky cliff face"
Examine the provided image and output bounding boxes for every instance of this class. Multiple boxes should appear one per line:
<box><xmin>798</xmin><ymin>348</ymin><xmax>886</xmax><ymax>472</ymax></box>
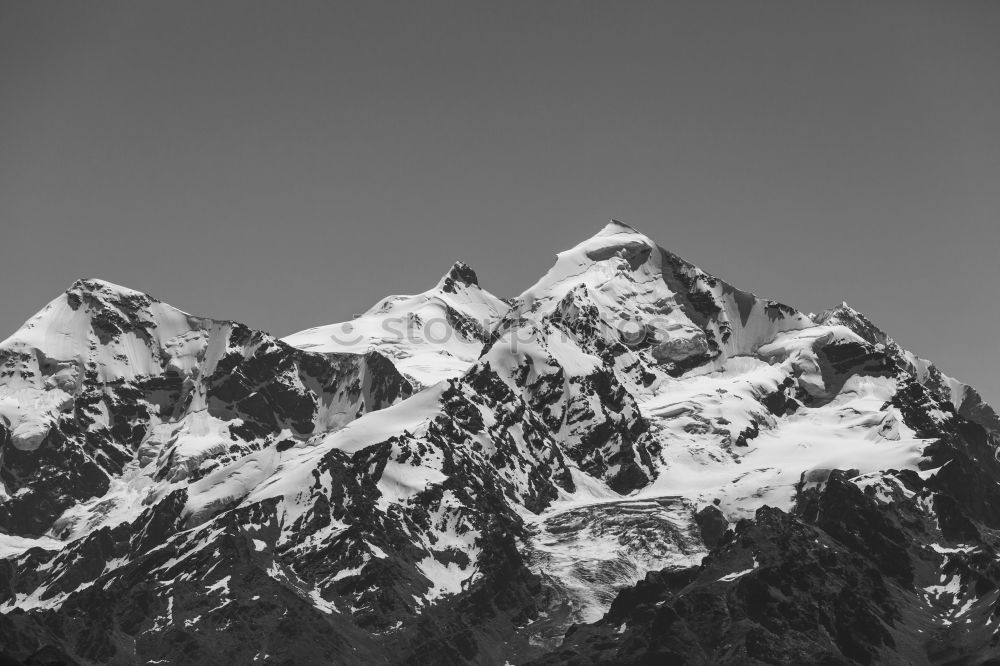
<box><xmin>1</xmin><ymin>223</ymin><xmax>997</xmax><ymax>665</ymax></box>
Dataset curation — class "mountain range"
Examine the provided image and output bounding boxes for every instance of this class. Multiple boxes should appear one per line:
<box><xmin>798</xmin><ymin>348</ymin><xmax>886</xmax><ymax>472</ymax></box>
<box><xmin>2</xmin><ymin>221</ymin><xmax>999</xmax><ymax>665</ymax></box>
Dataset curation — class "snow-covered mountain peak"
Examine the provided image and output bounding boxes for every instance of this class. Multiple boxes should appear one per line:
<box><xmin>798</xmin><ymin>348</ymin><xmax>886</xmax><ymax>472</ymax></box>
<box><xmin>284</xmin><ymin>262</ymin><xmax>506</xmax><ymax>387</ymax></box>
<box><xmin>66</xmin><ymin>277</ymin><xmax>153</xmax><ymax>301</ymax></box>
<box><xmin>5</xmin><ymin>278</ymin><xmax>148</xmax><ymax>341</ymax></box>
<box><xmin>814</xmin><ymin>301</ymin><xmax>888</xmax><ymax>346</ymax></box>
<box><xmin>435</xmin><ymin>260</ymin><xmax>480</xmax><ymax>292</ymax></box>
<box><xmin>514</xmin><ymin>221</ymin><xmax>657</xmax><ymax>311</ymax></box>
<box><xmin>595</xmin><ymin>217</ymin><xmax>643</xmax><ymax>236</ymax></box>
<box><xmin>816</xmin><ymin>300</ymin><xmax>867</xmax><ymax>322</ymax></box>
<box><xmin>504</xmin><ymin>222</ymin><xmax>813</xmax><ymax>376</ymax></box>
<box><xmin>547</xmin><ymin>218</ymin><xmax>654</xmax><ymax>266</ymax></box>
<box><xmin>811</xmin><ymin>301</ymin><xmax>1000</xmax><ymax>434</ymax></box>
<box><xmin>0</xmin><ymin>278</ymin><xmax>205</xmax><ymax>387</ymax></box>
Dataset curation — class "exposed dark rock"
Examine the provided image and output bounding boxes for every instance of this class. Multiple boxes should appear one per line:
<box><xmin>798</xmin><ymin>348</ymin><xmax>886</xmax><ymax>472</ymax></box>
<box><xmin>440</xmin><ymin>261</ymin><xmax>480</xmax><ymax>293</ymax></box>
<box><xmin>694</xmin><ymin>505</ymin><xmax>728</xmax><ymax>549</ymax></box>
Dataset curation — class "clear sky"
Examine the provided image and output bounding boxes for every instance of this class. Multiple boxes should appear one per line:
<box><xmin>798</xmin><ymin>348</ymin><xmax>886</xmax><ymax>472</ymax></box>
<box><xmin>2</xmin><ymin>1</ymin><xmax>998</xmax><ymax>404</ymax></box>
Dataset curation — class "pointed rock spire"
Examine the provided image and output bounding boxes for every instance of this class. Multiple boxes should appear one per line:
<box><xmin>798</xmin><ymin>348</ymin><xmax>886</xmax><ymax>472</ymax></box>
<box><xmin>437</xmin><ymin>261</ymin><xmax>480</xmax><ymax>294</ymax></box>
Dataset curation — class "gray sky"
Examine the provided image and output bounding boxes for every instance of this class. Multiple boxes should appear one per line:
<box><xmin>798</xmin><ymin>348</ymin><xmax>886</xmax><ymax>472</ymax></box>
<box><xmin>2</xmin><ymin>1</ymin><xmax>998</xmax><ymax>404</ymax></box>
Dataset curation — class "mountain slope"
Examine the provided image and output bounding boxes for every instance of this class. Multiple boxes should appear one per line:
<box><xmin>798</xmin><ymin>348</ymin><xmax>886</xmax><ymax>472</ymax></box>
<box><xmin>1</xmin><ymin>223</ymin><xmax>998</xmax><ymax>665</ymax></box>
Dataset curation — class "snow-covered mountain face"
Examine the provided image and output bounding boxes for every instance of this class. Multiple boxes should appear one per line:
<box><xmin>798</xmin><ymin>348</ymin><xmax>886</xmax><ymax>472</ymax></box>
<box><xmin>2</xmin><ymin>223</ymin><xmax>999</xmax><ymax>665</ymax></box>
<box><xmin>0</xmin><ymin>278</ymin><xmax>414</xmax><ymax>538</ymax></box>
<box><xmin>283</xmin><ymin>262</ymin><xmax>506</xmax><ymax>389</ymax></box>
